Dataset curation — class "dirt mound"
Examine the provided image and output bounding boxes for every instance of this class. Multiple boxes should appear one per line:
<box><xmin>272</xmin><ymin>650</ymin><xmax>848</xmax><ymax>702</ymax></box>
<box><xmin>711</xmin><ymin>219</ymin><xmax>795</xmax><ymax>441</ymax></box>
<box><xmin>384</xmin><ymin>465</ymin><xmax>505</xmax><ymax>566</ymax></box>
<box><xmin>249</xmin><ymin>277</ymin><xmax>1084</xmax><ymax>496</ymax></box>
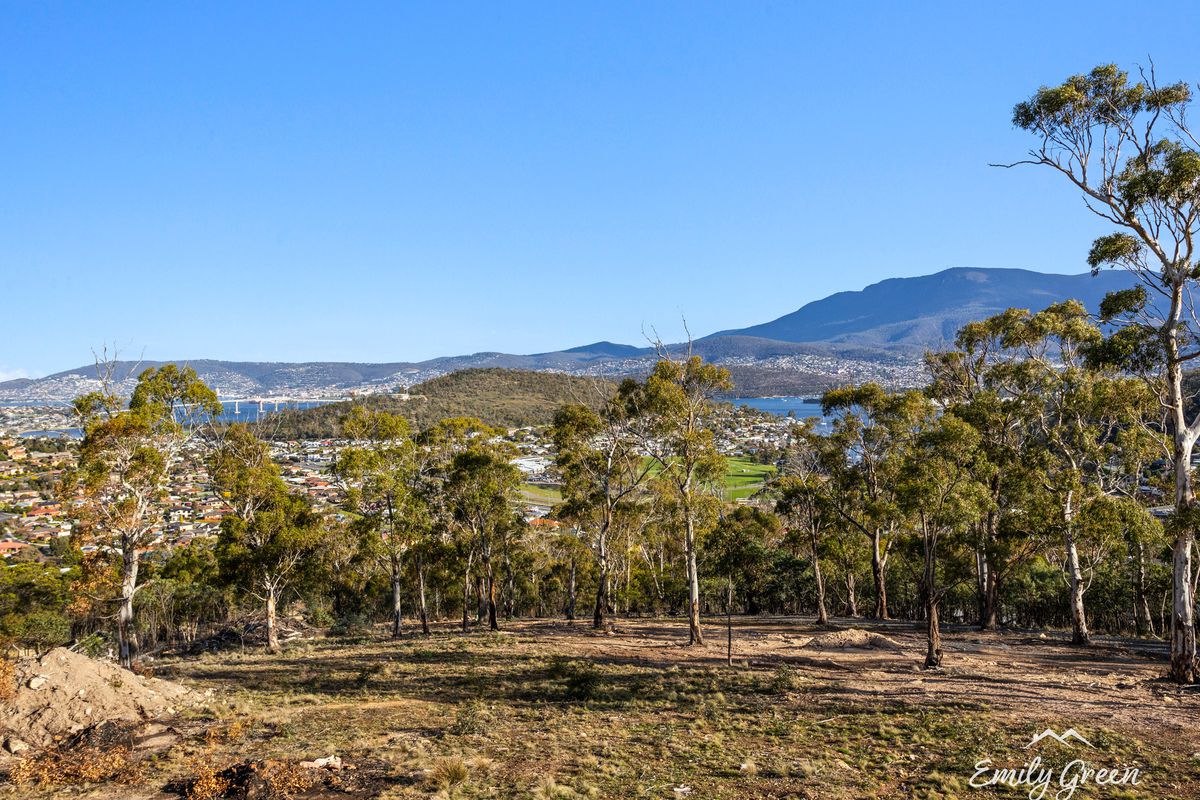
<box><xmin>1</xmin><ymin>648</ymin><xmax>195</xmax><ymax>753</ymax></box>
<box><xmin>802</xmin><ymin>629</ymin><xmax>905</xmax><ymax>651</ymax></box>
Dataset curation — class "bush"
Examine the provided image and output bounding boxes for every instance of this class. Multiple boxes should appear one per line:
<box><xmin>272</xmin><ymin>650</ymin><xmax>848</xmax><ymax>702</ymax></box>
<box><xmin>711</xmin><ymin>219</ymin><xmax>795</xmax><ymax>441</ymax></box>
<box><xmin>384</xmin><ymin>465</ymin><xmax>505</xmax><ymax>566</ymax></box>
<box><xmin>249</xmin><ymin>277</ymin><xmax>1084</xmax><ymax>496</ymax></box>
<box><xmin>549</xmin><ymin>657</ymin><xmax>603</xmax><ymax>701</ymax></box>
<box><xmin>770</xmin><ymin>664</ymin><xmax>800</xmax><ymax>693</ymax></box>
<box><xmin>329</xmin><ymin>612</ymin><xmax>371</xmax><ymax>637</ymax></box>
<box><xmin>450</xmin><ymin>699</ymin><xmax>487</xmax><ymax>735</ymax></box>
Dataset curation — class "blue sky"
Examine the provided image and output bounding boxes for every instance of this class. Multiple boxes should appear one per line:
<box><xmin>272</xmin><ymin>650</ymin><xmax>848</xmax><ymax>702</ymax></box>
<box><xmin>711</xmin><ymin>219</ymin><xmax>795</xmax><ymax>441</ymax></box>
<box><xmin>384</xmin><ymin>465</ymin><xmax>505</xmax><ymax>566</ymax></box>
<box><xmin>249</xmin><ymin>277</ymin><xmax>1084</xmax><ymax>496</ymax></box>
<box><xmin>2</xmin><ymin>2</ymin><xmax>1198</xmax><ymax>378</ymax></box>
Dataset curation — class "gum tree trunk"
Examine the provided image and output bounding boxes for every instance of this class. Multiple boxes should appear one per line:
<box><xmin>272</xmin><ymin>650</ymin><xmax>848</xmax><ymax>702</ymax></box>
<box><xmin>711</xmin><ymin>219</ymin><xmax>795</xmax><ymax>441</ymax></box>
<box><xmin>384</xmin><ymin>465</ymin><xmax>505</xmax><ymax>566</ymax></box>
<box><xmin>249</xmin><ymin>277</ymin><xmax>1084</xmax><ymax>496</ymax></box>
<box><xmin>118</xmin><ymin>547</ymin><xmax>140</xmax><ymax>669</ymax></box>
<box><xmin>924</xmin><ymin>527</ymin><xmax>942</xmax><ymax>669</ymax></box>
<box><xmin>1168</xmin><ymin>337</ymin><xmax>1199</xmax><ymax>681</ymax></box>
<box><xmin>566</xmin><ymin>558</ymin><xmax>577</xmax><ymax>622</ymax></box>
<box><xmin>978</xmin><ymin>476</ymin><xmax>1002</xmax><ymax>630</ymax></box>
<box><xmin>482</xmin><ymin>541</ymin><xmax>499</xmax><ymax>631</ymax></box>
<box><xmin>265</xmin><ymin>583</ymin><xmax>281</xmax><ymax>654</ymax></box>
<box><xmin>726</xmin><ymin>577</ymin><xmax>734</xmax><ymax>667</ymax></box>
<box><xmin>1134</xmin><ymin>540</ymin><xmax>1154</xmax><ymax>637</ymax></box>
<box><xmin>418</xmin><ymin>560</ymin><xmax>430</xmax><ymax>635</ymax></box>
<box><xmin>1064</xmin><ymin>491</ymin><xmax>1090</xmax><ymax>646</ymax></box>
<box><xmin>870</xmin><ymin>531</ymin><xmax>888</xmax><ymax>620</ymax></box>
<box><xmin>390</xmin><ymin>573</ymin><xmax>403</xmax><ymax>639</ymax></box>
<box><xmin>461</xmin><ymin>558</ymin><xmax>472</xmax><ymax>632</ymax></box>
<box><xmin>593</xmin><ymin>534</ymin><xmax>608</xmax><ymax>629</ymax></box>
<box><xmin>925</xmin><ymin>593</ymin><xmax>942</xmax><ymax>669</ymax></box>
<box><xmin>811</xmin><ymin>526</ymin><xmax>828</xmax><ymax>626</ymax></box>
<box><xmin>685</xmin><ymin>509</ymin><xmax>703</xmax><ymax>646</ymax></box>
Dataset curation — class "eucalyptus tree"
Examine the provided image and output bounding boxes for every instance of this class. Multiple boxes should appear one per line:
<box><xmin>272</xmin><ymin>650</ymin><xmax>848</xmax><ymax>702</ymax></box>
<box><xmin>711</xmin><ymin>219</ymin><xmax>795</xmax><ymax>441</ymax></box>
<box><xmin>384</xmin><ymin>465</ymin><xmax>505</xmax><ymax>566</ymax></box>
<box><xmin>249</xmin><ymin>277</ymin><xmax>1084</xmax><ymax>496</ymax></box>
<box><xmin>994</xmin><ymin>301</ymin><xmax>1156</xmax><ymax>645</ymax></box>
<box><xmin>1006</xmin><ymin>63</ymin><xmax>1199</xmax><ymax>680</ymax></box>
<box><xmin>335</xmin><ymin>407</ymin><xmax>431</xmax><ymax>637</ymax></box>
<box><xmin>208</xmin><ymin>422</ymin><xmax>296</xmax><ymax>651</ymax></box>
<box><xmin>215</xmin><ymin>486</ymin><xmax>323</xmax><ymax>653</ymax></box>
<box><xmin>551</xmin><ymin>380</ymin><xmax>655</xmax><ymax>629</ymax></box>
<box><xmin>641</xmin><ymin>354</ymin><xmax>733</xmax><ymax>645</ymax></box>
<box><xmin>820</xmin><ymin>384</ymin><xmax>928</xmax><ymax>620</ymax></box>
<box><xmin>706</xmin><ymin>506</ymin><xmax>778</xmax><ymax>666</ymax></box>
<box><xmin>209</xmin><ymin>423</ymin><xmax>282</xmax><ymax>523</ymax></box>
<box><xmin>929</xmin><ymin>312</ymin><xmax>1065</xmax><ymax>630</ymax></box>
<box><xmin>897</xmin><ymin>413</ymin><xmax>992</xmax><ymax>668</ymax></box>
<box><xmin>635</xmin><ymin>486</ymin><xmax>681</xmax><ymax>613</ymax></box>
<box><xmin>1107</xmin><ymin>497</ymin><xmax>1168</xmax><ymax>637</ymax></box>
<box><xmin>553</xmin><ymin>527</ymin><xmax>590</xmax><ymax>621</ymax></box>
<box><xmin>433</xmin><ymin>419</ymin><xmax>521</xmax><ymax>631</ymax></box>
<box><xmin>68</xmin><ymin>362</ymin><xmax>221</xmax><ymax>668</ymax></box>
<box><xmin>824</xmin><ymin>531</ymin><xmax>867</xmax><ymax>617</ymax></box>
<box><xmin>773</xmin><ymin>422</ymin><xmax>837</xmax><ymax>625</ymax></box>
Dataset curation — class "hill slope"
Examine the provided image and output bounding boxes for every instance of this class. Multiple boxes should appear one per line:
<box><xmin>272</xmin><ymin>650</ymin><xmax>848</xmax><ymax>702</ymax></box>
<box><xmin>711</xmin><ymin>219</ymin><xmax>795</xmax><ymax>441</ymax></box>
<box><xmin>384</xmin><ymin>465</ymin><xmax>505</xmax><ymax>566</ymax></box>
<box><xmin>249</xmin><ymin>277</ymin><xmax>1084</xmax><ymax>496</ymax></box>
<box><xmin>266</xmin><ymin>368</ymin><xmax>617</xmax><ymax>437</ymax></box>
<box><xmin>706</xmin><ymin>268</ymin><xmax>1140</xmax><ymax>351</ymax></box>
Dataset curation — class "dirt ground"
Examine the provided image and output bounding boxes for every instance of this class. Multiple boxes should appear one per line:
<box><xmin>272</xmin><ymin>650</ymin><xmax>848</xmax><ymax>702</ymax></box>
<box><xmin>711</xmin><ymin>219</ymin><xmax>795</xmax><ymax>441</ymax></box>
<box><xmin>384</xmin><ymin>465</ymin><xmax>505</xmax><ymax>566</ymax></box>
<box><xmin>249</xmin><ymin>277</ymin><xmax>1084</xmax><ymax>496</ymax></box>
<box><xmin>3</xmin><ymin>616</ymin><xmax>1198</xmax><ymax>799</ymax></box>
<box><xmin>546</xmin><ymin>616</ymin><xmax>1200</xmax><ymax>751</ymax></box>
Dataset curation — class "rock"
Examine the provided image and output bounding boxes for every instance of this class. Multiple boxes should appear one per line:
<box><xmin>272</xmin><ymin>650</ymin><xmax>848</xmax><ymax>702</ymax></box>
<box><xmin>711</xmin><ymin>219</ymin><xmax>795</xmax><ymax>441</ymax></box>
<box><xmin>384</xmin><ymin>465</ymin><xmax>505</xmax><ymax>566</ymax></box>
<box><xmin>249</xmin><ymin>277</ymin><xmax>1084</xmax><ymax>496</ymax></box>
<box><xmin>300</xmin><ymin>755</ymin><xmax>343</xmax><ymax>770</ymax></box>
<box><xmin>26</xmin><ymin>675</ymin><xmax>48</xmax><ymax>690</ymax></box>
<box><xmin>3</xmin><ymin>737</ymin><xmax>30</xmax><ymax>755</ymax></box>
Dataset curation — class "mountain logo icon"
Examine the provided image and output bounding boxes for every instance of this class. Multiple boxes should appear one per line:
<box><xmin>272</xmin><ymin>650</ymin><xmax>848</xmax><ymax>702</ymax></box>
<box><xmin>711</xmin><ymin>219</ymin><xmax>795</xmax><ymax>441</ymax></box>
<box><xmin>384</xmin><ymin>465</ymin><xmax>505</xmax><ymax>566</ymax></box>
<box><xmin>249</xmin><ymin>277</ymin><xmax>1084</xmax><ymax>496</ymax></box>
<box><xmin>1024</xmin><ymin>728</ymin><xmax>1094</xmax><ymax>749</ymax></box>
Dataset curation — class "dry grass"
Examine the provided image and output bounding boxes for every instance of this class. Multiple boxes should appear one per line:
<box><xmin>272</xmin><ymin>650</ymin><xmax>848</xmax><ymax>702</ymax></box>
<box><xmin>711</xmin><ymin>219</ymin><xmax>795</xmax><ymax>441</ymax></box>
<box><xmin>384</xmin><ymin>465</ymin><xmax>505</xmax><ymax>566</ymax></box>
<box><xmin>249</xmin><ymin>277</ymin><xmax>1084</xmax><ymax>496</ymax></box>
<box><xmin>4</xmin><ymin>617</ymin><xmax>1200</xmax><ymax>798</ymax></box>
<box><xmin>0</xmin><ymin>657</ymin><xmax>15</xmax><ymax>703</ymax></box>
<box><xmin>427</xmin><ymin>755</ymin><xmax>469</xmax><ymax>793</ymax></box>
<box><xmin>185</xmin><ymin>756</ymin><xmax>232</xmax><ymax>800</ymax></box>
<box><xmin>8</xmin><ymin>744</ymin><xmax>140</xmax><ymax>788</ymax></box>
<box><xmin>259</xmin><ymin>759</ymin><xmax>320</xmax><ymax>799</ymax></box>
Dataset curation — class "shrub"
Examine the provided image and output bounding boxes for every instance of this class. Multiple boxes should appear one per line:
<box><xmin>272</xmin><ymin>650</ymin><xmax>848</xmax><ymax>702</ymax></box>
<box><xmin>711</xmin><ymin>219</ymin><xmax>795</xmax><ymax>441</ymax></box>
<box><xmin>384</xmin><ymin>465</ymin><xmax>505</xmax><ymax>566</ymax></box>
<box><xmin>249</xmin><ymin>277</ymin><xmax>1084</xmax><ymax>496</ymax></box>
<box><xmin>450</xmin><ymin>699</ymin><xmax>487</xmax><ymax>735</ymax></box>
<box><xmin>329</xmin><ymin>612</ymin><xmax>371</xmax><ymax>637</ymax></box>
<box><xmin>549</xmin><ymin>657</ymin><xmax>603</xmax><ymax>701</ymax></box>
<box><xmin>17</xmin><ymin>611</ymin><xmax>72</xmax><ymax>655</ymax></box>
<box><xmin>770</xmin><ymin>664</ymin><xmax>800</xmax><ymax>693</ymax></box>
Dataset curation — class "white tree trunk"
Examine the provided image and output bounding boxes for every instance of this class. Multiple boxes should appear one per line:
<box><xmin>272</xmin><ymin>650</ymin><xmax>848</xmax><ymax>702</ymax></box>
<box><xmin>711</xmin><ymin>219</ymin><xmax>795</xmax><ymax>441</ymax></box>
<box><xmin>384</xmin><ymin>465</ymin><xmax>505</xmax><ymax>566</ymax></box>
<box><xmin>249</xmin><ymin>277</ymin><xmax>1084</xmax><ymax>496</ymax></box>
<box><xmin>265</xmin><ymin>585</ymin><xmax>281</xmax><ymax>654</ymax></box>
<box><xmin>118</xmin><ymin>547</ymin><xmax>140</xmax><ymax>669</ymax></box>
<box><xmin>685</xmin><ymin>509</ymin><xmax>703</xmax><ymax>645</ymax></box>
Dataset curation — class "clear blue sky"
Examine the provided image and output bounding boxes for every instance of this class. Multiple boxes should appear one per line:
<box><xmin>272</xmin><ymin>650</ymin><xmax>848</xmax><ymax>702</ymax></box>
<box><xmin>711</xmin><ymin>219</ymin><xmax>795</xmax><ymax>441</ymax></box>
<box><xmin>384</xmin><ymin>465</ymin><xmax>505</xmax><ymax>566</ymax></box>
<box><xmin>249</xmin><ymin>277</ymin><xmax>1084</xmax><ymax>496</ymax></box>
<box><xmin>3</xmin><ymin>2</ymin><xmax>1198</xmax><ymax>378</ymax></box>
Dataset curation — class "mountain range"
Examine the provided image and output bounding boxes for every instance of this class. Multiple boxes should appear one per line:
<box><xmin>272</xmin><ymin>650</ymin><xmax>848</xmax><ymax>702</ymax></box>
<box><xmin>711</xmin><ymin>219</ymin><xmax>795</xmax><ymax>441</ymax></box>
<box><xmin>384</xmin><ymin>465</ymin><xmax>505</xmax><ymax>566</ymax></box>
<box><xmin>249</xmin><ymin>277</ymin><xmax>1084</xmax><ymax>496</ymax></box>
<box><xmin>1</xmin><ymin>267</ymin><xmax>1139</xmax><ymax>402</ymax></box>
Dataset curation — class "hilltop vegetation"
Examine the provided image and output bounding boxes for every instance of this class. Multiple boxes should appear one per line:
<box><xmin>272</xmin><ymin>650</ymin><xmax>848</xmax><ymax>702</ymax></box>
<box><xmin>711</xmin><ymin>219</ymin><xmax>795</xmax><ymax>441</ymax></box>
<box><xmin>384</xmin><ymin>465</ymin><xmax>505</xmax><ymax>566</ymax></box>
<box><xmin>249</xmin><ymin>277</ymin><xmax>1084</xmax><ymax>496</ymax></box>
<box><xmin>265</xmin><ymin>369</ymin><xmax>617</xmax><ymax>437</ymax></box>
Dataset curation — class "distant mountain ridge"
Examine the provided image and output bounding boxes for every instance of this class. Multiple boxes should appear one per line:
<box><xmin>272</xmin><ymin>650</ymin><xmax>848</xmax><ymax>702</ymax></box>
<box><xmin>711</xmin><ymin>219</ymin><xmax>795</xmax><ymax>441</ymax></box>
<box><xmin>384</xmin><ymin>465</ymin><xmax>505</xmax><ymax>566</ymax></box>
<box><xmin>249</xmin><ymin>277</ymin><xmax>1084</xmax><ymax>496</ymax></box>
<box><xmin>1</xmin><ymin>268</ymin><xmax>1141</xmax><ymax>401</ymax></box>
<box><xmin>706</xmin><ymin>268</ymin><xmax>1139</xmax><ymax>351</ymax></box>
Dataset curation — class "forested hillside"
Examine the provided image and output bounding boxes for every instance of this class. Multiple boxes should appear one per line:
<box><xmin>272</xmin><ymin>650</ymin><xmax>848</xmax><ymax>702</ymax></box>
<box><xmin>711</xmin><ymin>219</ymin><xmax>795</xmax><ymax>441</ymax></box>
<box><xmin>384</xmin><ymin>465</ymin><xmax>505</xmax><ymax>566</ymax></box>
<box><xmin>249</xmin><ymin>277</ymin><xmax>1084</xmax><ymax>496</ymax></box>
<box><xmin>265</xmin><ymin>368</ymin><xmax>617</xmax><ymax>437</ymax></box>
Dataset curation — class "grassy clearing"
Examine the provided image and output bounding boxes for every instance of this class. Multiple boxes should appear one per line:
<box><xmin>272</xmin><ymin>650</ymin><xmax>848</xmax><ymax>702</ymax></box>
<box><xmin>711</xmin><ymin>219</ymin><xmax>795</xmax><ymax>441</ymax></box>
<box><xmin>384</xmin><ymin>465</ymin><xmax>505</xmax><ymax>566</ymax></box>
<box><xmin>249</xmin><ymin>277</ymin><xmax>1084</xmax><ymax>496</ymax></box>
<box><xmin>640</xmin><ymin>457</ymin><xmax>776</xmax><ymax>501</ymax></box>
<box><xmin>520</xmin><ymin>483</ymin><xmax>563</xmax><ymax>505</ymax></box>
<box><xmin>11</xmin><ymin>620</ymin><xmax>1190</xmax><ymax>799</ymax></box>
<box><xmin>722</xmin><ymin>457</ymin><xmax>774</xmax><ymax>500</ymax></box>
